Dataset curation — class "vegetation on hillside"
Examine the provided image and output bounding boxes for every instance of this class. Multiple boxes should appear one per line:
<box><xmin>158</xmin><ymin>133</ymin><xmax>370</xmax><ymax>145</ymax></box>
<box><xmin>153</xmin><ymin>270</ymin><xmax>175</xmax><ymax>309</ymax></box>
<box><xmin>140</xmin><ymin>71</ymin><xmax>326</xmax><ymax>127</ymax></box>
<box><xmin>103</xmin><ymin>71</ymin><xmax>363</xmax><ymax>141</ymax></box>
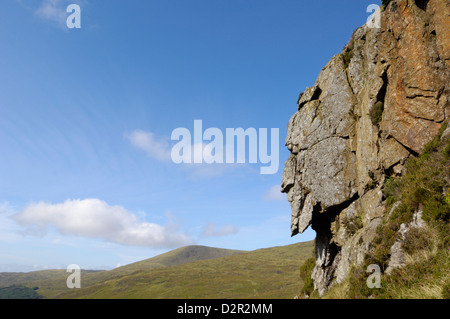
<box><xmin>382</xmin><ymin>0</ymin><xmax>391</xmax><ymax>10</ymax></box>
<box><xmin>56</xmin><ymin>242</ymin><xmax>314</xmax><ymax>299</ymax></box>
<box><xmin>299</xmin><ymin>256</ymin><xmax>316</xmax><ymax>297</ymax></box>
<box><xmin>0</xmin><ymin>270</ymin><xmax>68</xmax><ymax>288</ymax></box>
<box><xmin>119</xmin><ymin>245</ymin><xmax>245</xmax><ymax>273</ymax></box>
<box><xmin>0</xmin><ymin>242</ymin><xmax>314</xmax><ymax>299</ymax></box>
<box><xmin>370</xmin><ymin>101</ymin><xmax>384</xmax><ymax>126</ymax></box>
<box><xmin>0</xmin><ymin>246</ymin><xmax>244</xmax><ymax>299</ymax></box>
<box><xmin>342</xmin><ymin>39</ymin><xmax>354</xmax><ymax>69</ymax></box>
<box><xmin>0</xmin><ymin>286</ymin><xmax>43</xmax><ymax>299</ymax></box>
<box><xmin>325</xmin><ymin>123</ymin><xmax>450</xmax><ymax>299</ymax></box>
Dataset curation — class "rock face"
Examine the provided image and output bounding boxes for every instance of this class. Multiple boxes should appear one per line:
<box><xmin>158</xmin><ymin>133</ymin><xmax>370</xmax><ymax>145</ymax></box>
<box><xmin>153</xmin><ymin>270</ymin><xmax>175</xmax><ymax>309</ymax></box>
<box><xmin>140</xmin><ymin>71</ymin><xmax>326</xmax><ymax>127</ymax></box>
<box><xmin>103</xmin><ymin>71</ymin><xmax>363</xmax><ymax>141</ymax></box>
<box><xmin>385</xmin><ymin>210</ymin><xmax>427</xmax><ymax>275</ymax></box>
<box><xmin>281</xmin><ymin>0</ymin><xmax>449</xmax><ymax>296</ymax></box>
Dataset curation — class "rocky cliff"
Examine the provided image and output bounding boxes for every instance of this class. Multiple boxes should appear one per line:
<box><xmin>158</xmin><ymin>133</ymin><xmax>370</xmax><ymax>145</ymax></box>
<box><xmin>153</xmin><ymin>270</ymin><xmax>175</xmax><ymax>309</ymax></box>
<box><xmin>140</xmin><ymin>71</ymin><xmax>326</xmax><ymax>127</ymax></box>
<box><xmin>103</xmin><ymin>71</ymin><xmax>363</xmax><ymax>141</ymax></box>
<box><xmin>281</xmin><ymin>0</ymin><xmax>449</xmax><ymax>296</ymax></box>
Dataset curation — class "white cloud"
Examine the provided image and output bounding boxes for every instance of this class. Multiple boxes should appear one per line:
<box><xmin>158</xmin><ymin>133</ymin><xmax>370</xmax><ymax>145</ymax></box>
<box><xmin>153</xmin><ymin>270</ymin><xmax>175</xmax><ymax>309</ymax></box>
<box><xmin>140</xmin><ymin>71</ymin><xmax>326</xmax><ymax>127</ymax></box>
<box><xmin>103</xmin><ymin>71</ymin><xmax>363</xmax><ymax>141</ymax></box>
<box><xmin>34</xmin><ymin>0</ymin><xmax>67</xmax><ymax>27</ymax></box>
<box><xmin>14</xmin><ymin>199</ymin><xmax>192</xmax><ymax>248</ymax></box>
<box><xmin>16</xmin><ymin>0</ymin><xmax>84</xmax><ymax>29</ymax></box>
<box><xmin>0</xmin><ymin>201</ymin><xmax>14</xmax><ymax>215</ymax></box>
<box><xmin>125</xmin><ymin>130</ymin><xmax>172</xmax><ymax>162</ymax></box>
<box><xmin>201</xmin><ymin>223</ymin><xmax>238</xmax><ymax>237</ymax></box>
<box><xmin>264</xmin><ymin>184</ymin><xmax>285</xmax><ymax>201</ymax></box>
<box><xmin>126</xmin><ymin>130</ymin><xmax>219</xmax><ymax>165</ymax></box>
<box><xmin>125</xmin><ymin>129</ymin><xmax>251</xmax><ymax>179</ymax></box>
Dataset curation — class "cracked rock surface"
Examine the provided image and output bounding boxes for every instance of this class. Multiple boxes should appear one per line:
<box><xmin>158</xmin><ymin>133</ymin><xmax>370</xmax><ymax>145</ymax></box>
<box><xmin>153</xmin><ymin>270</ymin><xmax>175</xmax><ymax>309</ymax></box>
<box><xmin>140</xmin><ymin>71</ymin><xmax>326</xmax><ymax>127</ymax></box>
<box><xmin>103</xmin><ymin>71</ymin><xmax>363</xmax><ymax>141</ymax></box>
<box><xmin>281</xmin><ymin>0</ymin><xmax>449</xmax><ymax>295</ymax></box>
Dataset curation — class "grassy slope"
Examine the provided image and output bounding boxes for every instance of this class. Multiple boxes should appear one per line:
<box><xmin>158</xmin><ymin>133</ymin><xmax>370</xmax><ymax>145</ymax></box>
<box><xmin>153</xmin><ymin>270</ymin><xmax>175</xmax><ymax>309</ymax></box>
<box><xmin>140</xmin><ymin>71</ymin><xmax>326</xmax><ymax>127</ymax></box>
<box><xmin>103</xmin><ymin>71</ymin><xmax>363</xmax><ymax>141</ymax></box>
<box><xmin>323</xmin><ymin>124</ymin><xmax>450</xmax><ymax>299</ymax></box>
<box><xmin>0</xmin><ymin>286</ymin><xmax>44</xmax><ymax>299</ymax></box>
<box><xmin>117</xmin><ymin>245</ymin><xmax>245</xmax><ymax>272</ymax></box>
<box><xmin>0</xmin><ymin>270</ymin><xmax>68</xmax><ymax>287</ymax></box>
<box><xmin>17</xmin><ymin>241</ymin><xmax>314</xmax><ymax>299</ymax></box>
<box><xmin>0</xmin><ymin>269</ymin><xmax>102</xmax><ymax>288</ymax></box>
<box><xmin>59</xmin><ymin>241</ymin><xmax>314</xmax><ymax>299</ymax></box>
<box><xmin>1</xmin><ymin>245</ymin><xmax>244</xmax><ymax>298</ymax></box>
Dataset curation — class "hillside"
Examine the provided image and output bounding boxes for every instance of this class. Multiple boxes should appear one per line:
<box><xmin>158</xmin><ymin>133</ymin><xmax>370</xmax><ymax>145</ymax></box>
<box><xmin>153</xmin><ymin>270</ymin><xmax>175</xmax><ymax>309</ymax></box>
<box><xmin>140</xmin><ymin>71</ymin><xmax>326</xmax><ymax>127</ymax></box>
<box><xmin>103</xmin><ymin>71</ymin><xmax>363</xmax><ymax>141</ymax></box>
<box><xmin>0</xmin><ymin>286</ymin><xmax>44</xmax><ymax>299</ymax></box>
<box><xmin>325</xmin><ymin>126</ymin><xmax>450</xmax><ymax>299</ymax></box>
<box><xmin>0</xmin><ymin>270</ymin><xmax>68</xmax><ymax>288</ymax></box>
<box><xmin>116</xmin><ymin>245</ymin><xmax>245</xmax><ymax>272</ymax></box>
<box><xmin>303</xmin><ymin>128</ymin><xmax>450</xmax><ymax>299</ymax></box>
<box><xmin>57</xmin><ymin>241</ymin><xmax>314</xmax><ymax>299</ymax></box>
<box><xmin>0</xmin><ymin>245</ymin><xmax>245</xmax><ymax>299</ymax></box>
<box><xmin>0</xmin><ymin>241</ymin><xmax>314</xmax><ymax>299</ymax></box>
<box><xmin>281</xmin><ymin>0</ymin><xmax>449</xmax><ymax>297</ymax></box>
<box><xmin>0</xmin><ymin>269</ymin><xmax>101</xmax><ymax>288</ymax></box>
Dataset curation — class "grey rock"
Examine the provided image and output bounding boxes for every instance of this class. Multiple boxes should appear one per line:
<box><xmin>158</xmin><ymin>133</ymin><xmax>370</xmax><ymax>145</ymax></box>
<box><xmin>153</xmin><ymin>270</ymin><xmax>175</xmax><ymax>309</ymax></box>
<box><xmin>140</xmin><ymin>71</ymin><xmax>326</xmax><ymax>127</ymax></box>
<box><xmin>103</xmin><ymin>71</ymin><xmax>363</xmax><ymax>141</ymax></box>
<box><xmin>386</xmin><ymin>210</ymin><xmax>426</xmax><ymax>275</ymax></box>
<box><xmin>281</xmin><ymin>0</ymin><xmax>449</xmax><ymax>296</ymax></box>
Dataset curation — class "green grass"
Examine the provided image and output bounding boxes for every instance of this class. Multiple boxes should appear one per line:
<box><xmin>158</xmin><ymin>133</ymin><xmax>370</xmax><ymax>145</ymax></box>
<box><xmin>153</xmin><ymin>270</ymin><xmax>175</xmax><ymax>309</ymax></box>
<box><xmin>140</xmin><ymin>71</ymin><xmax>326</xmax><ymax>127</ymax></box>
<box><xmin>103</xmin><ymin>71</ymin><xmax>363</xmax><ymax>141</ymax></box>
<box><xmin>0</xmin><ymin>286</ymin><xmax>44</xmax><ymax>299</ymax></box>
<box><xmin>58</xmin><ymin>242</ymin><xmax>314</xmax><ymax>299</ymax></box>
<box><xmin>342</xmin><ymin>39</ymin><xmax>354</xmax><ymax>69</ymax></box>
<box><xmin>381</xmin><ymin>0</ymin><xmax>391</xmax><ymax>11</ymax></box>
<box><xmin>119</xmin><ymin>245</ymin><xmax>245</xmax><ymax>272</ymax></box>
<box><xmin>370</xmin><ymin>101</ymin><xmax>384</xmax><ymax>126</ymax></box>
<box><xmin>0</xmin><ymin>245</ymin><xmax>244</xmax><ymax>299</ymax></box>
<box><xmin>0</xmin><ymin>269</ymin><xmax>69</xmax><ymax>287</ymax></box>
<box><xmin>2</xmin><ymin>242</ymin><xmax>314</xmax><ymax>299</ymax></box>
<box><xmin>299</xmin><ymin>256</ymin><xmax>316</xmax><ymax>297</ymax></box>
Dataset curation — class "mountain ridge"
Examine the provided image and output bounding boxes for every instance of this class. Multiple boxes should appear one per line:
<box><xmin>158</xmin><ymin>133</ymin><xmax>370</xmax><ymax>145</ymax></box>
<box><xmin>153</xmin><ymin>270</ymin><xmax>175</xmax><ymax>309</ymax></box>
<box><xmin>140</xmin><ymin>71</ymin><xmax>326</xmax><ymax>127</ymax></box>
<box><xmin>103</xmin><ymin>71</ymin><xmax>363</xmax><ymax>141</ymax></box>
<box><xmin>115</xmin><ymin>245</ymin><xmax>246</xmax><ymax>272</ymax></box>
<box><xmin>0</xmin><ymin>241</ymin><xmax>314</xmax><ymax>299</ymax></box>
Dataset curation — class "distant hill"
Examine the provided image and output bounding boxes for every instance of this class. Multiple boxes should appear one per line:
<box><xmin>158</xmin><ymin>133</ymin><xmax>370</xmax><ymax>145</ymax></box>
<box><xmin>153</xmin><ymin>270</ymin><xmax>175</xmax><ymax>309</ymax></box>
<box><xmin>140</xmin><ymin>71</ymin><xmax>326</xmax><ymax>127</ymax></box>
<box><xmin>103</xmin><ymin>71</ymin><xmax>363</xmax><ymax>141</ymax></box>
<box><xmin>0</xmin><ymin>241</ymin><xmax>314</xmax><ymax>299</ymax></box>
<box><xmin>0</xmin><ymin>245</ymin><xmax>244</xmax><ymax>299</ymax></box>
<box><xmin>115</xmin><ymin>245</ymin><xmax>245</xmax><ymax>273</ymax></box>
<box><xmin>0</xmin><ymin>269</ymin><xmax>100</xmax><ymax>288</ymax></box>
<box><xmin>0</xmin><ymin>269</ymin><xmax>104</xmax><ymax>299</ymax></box>
<box><xmin>0</xmin><ymin>270</ymin><xmax>67</xmax><ymax>288</ymax></box>
<box><xmin>55</xmin><ymin>241</ymin><xmax>314</xmax><ymax>299</ymax></box>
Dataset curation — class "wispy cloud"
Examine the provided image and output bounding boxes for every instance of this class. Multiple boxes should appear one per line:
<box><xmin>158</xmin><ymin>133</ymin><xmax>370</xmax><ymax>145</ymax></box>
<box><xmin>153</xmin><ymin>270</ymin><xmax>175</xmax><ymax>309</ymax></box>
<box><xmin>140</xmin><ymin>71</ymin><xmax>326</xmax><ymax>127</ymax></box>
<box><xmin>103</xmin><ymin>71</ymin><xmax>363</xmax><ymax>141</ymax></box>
<box><xmin>34</xmin><ymin>0</ymin><xmax>67</xmax><ymax>28</ymax></box>
<box><xmin>125</xmin><ymin>130</ymin><xmax>219</xmax><ymax>165</ymax></box>
<box><xmin>201</xmin><ymin>223</ymin><xmax>238</xmax><ymax>237</ymax></box>
<box><xmin>264</xmin><ymin>184</ymin><xmax>285</xmax><ymax>201</ymax></box>
<box><xmin>125</xmin><ymin>130</ymin><xmax>172</xmax><ymax>162</ymax></box>
<box><xmin>125</xmin><ymin>129</ymin><xmax>249</xmax><ymax>179</ymax></box>
<box><xmin>14</xmin><ymin>199</ymin><xmax>192</xmax><ymax>248</ymax></box>
<box><xmin>20</xmin><ymin>0</ymin><xmax>83</xmax><ymax>29</ymax></box>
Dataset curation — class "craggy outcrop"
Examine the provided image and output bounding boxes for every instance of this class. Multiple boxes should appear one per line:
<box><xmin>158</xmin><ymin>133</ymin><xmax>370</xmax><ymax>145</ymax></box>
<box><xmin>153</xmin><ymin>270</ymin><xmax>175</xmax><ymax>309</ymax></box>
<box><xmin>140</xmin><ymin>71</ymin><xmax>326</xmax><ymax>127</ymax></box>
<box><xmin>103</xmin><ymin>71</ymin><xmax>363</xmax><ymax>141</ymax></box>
<box><xmin>281</xmin><ymin>0</ymin><xmax>449</xmax><ymax>295</ymax></box>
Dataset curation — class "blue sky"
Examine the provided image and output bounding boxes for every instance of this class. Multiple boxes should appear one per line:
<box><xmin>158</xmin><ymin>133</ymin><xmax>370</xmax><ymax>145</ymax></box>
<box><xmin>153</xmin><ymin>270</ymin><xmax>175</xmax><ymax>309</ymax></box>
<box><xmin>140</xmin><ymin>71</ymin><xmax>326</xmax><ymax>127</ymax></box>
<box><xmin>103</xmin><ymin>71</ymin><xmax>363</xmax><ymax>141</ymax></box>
<box><xmin>0</xmin><ymin>0</ymin><xmax>380</xmax><ymax>271</ymax></box>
